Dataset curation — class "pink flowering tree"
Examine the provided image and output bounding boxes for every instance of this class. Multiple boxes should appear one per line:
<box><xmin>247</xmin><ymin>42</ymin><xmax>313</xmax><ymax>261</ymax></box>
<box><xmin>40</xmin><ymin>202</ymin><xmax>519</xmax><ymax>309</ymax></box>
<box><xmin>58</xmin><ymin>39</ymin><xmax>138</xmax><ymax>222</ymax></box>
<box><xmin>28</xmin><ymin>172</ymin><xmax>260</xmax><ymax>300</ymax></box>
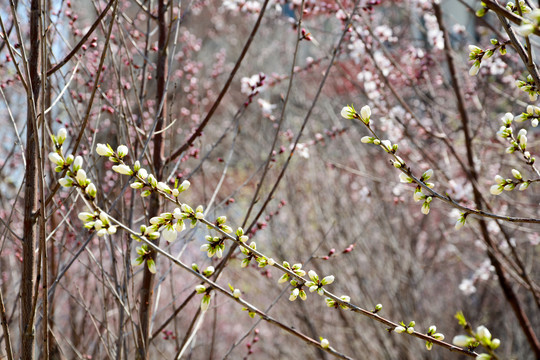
<box><xmin>0</xmin><ymin>0</ymin><xmax>538</xmax><ymax>359</ymax></box>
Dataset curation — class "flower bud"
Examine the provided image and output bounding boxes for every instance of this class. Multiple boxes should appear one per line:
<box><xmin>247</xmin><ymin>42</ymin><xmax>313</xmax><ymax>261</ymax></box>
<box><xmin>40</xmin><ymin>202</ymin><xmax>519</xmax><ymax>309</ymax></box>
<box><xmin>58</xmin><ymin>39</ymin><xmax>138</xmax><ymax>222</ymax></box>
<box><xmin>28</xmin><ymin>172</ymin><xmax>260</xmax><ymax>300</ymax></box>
<box><xmin>56</xmin><ymin>128</ymin><xmax>67</xmax><ymax>145</ymax></box>
<box><xmin>72</xmin><ymin>156</ymin><xmax>83</xmax><ymax>172</ymax></box>
<box><xmin>85</xmin><ymin>183</ymin><xmax>97</xmax><ymax>198</ymax></box>
<box><xmin>76</xmin><ymin>169</ymin><xmax>87</xmax><ymax>185</ymax></box>
<box><xmin>360</xmin><ymin>105</ymin><xmax>371</xmax><ymax>124</ymax></box>
<box><xmin>96</xmin><ymin>143</ymin><xmax>113</xmax><ymax>157</ymax></box>
<box><xmin>340</xmin><ymin>105</ymin><xmax>356</xmax><ymax>120</ymax></box>
<box><xmin>452</xmin><ymin>335</ymin><xmax>472</xmax><ymax>347</ymax></box>
<box><xmin>112</xmin><ymin>164</ymin><xmax>133</xmax><ymax>175</ymax></box>
<box><xmin>117</xmin><ymin>145</ymin><xmax>128</xmax><ymax>158</ymax></box>
<box><xmin>320</xmin><ymin>338</ymin><xmax>329</xmax><ymax>349</ymax></box>
<box><xmin>48</xmin><ymin>152</ymin><xmax>64</xmax><ymax>166</ymax></box>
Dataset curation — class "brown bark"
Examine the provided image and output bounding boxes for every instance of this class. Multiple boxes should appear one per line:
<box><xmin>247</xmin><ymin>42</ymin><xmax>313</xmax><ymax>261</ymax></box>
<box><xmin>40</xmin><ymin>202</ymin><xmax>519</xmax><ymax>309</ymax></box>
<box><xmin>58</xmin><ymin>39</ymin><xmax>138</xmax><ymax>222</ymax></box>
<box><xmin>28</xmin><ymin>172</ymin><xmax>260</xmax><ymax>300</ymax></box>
<box><xmin>136</xmin><ymin>1</ymin><xmax>168</xmax><ymax>358</ymax></box>
<box><xmin>21</xmin><ymin>0</ymin><xmax>41</xmax><ymax>359</ymax></box>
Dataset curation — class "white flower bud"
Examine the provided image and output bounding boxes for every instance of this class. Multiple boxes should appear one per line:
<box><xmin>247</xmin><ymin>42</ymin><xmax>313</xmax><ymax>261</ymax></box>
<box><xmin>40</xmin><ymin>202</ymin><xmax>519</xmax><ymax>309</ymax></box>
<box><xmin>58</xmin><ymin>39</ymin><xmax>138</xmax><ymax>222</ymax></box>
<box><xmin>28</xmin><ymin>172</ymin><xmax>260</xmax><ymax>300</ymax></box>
<box><xmin>233</xmin><ymin>288</ymin><xmax>241</xmax><ymax>298</ymax></box>
<box><xmin>112</xmin><ymin>164</ymin><xmax>133</xmax><ymax>175</ymax></box>
<box><xmin>48</xmin><ymin>152</ymin><xmax>64</xmax><ymax>166</ymax></box>
<box><xmin>433</xmin><ymin>333</ymin><xmax>445</xmax><ymax>341</ymax></box>
<box><xmin>469</xmin><ymin>61</ymin><xmax>481</xmax><ymax>76</ymax></box>
<box><xmin>394</xmin><ymin>326</ymin><xmax>406</xmax><ymax>334</ymax></box>
<box><xmin>138</xmin><ymin>168</ymin><xmax>148</xmax><ymax>179</ymax></box>
<box><xmin>178</xmin><ymin>180</ymin><xmax>190</xmax><ymax>192</ymax></box>
<box><xmin>96</xmin><ymin>143</ymin><xmax>113</xmax><ymax>157</ymax></box>
<box><xmin>476</xmin><ymin>326</ymin><xmax>491</xmax><ymax>341</ymax></box>
<box><xmin>489</xmin><ymin>184</ymin><xmax>503</xmax><ymax>195</ymax></box>
<box><xmin>320</xmin><ymin>338</ymin><xmax>329</xmax><ymax>349</ymax></box>
<box><xmin>519</xmin><ymin>182</ymin><xmax>530</xmax><ymax>191</ymax></box>
<box><xmin>162</xmin><ymin>226</ymin><xmax>177</xmax><ymax>243</ymax></box>
<box><xmin>116</xmin><ymin>145</ymin><xmax>128</xmax><ymax>158</ymax></box>
<box><xmin>321</xmin><ymin>275</ymin><xmax>334</xmax><ymax>285</ymax></box>
<box><xmin>422</xmin><ymin>169</ymin><xmax>433</xmax><ymax>180</ymax></box>
<box><xmin>452</xmin><ymin>335</ymin><xmax>472</xmax><ymax>347</ymax></box>
<box><xmin>340</xmin><ymin>105</ymin><xmax>356</xmax><ymax>120</ymax></box>
<box><xmin>97</xmin><ymin>229</ymin><xmax>108</xmax><ymax>237</ymax></box>
<box><xmin>289</xmin><ymin>288</ymin><xmax>299</xmax><ymax>301</ymax></box>
<box><xmin>360</xmin><ymin>105</ymin><xmax>371</xmax><ymax>123</ymax></box>
<box><xmin>399</xmin><ymin>173</ymin><xmax>413</xmax><ymax>183</ymax></box>
<box><xmin>468</xmin><ymin>45</ymin><xmax>481</xmax><ymax>53</ymax></box>
<box><xmin>59</xmin><ymin>177</ymin><xmax>73</xmax><ymax>187</ymax></box>
<box><xmin>56</xmin><ymin>128</ymin><xmax>67</xmax><ymax>144</ymax></box>
<box><xmin>73</xmin><ymin>156</ymin><xmax>83</xmax><ymax>172</ymax></box>
<box><xmin>85</xmin><ymin>183</ymin><xmax>97</xmax><ymax>198</ymax></box>
<box><xmin>130</xmin><ymin>181</ymin><xmax>144</xmax><ymax>189</ymax></box>
<box><xmin>157</xmin><ymin>182</ymin><xmax>171</xmax><ymax>192</ymax></box>
<box><xmin>380</xmin><ymin>140</ymin><xmax>392</xmax><ymax>150</ymax></box>
<box><xmin>78</xmin><ymin>212</ymin><xmax>95</xmax><ymax>222</ymax></box>
<box><xmin>361</xmin><ymin>136</ymin><xmax>372</xmax><ymax>143</ymax></box>
<box><xmin>76</xmin><ymin>169</ymin><xmax>87</xmax><ymax>185</ymax></box>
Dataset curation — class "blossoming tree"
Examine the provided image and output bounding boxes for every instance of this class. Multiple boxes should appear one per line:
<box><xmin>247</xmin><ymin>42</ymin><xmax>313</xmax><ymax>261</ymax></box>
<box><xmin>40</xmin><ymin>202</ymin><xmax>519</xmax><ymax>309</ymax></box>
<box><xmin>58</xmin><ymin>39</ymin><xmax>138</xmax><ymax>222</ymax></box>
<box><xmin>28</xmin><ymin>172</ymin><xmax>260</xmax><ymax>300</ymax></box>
<box><xmin>0</xmin><ymin>0</ymin><xmax>538</xmax><ymax>359</ymax></box>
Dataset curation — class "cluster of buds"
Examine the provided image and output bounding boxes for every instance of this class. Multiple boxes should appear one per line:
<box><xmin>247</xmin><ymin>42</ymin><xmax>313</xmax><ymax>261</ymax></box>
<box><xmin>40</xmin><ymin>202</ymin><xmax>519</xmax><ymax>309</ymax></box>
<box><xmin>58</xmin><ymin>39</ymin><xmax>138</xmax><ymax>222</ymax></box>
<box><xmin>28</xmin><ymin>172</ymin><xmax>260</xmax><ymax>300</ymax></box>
<box><xmin>497</xmin><ymin>114</ymin><xmax>535</xmax><ymax>164</ymax></box>
<box><xmin>361</xmin><ymin>136</ymin><xmax>398</xmax><ymax>154</ymax></box>
<box><xmin>514</xmin><ymin>105</ymin><xmax>540</xmax><ymax>127</ymax></box>
<box><xmin>393</xmin><ymin>320</ymin><xmax>415</xmax><ymax>335</ymax></box>
<box><xmin>400</xmin><ymin>169</ymin><xmax>435</xmax><ymax>215</ymax></box>
<box><xmin>239</xmin><ymin>242</ymin><xmax>275</xmax><ymax>269</ymax></box>
<box><xmin>48</xmin><ymin>129</ymin><xmax>97</xmax><ymax>200</ymax></box>
<box><xmin>325</xmin><ymin>295</ymin><xmax>351</xmax><ymax>310</ymax></box>
<box><xmin>278</xmin><ymin>261</ymin><xmax>306</xmax><ymax>283</ymax></box>
<box><xmin>133</xmin><ymin>244</ymin><xmax>156</xmax><ymax>273</ymax></box>
<box><xmin>305</xmin><ymin>270</ymin><xmax>335</xmax><ymax>296</ymax></box>
<box><xmin>453</xmin><ymin>312</ymin><xmax>501</xmax><ymax>358</ymax></box>
<box><xmin>241</xmin><ymin>73</ymin><xmax>266</xmax><ymax>106</ymax></box>
<box><xmin>201</xmin><ymin>235</ymin><xmax>226</xmax><ymax>258</ymax></box>
<box><xmin>340</xmin><ymin>104</ymin><xmax>371</xmax><ymax>125</ymax></box>
<box><xmin>468</xmin><ymin>39</ymin><xmax>507</xmax><ymax>76</ymax></box>
<box><xmin>150</xmin><ymin>208</ymin><xmax>190</xmax><ymax>242</ymax></box>
<box><xmin>240</xmin><ymin>242</ymin><xmax>257</xmax><ymax>267</ymax></box>
<box><xmin>288</xmin><ymin>281</ymin><xmax>307</xmax><ymax>302</ymax></box>
<box><xmin>195</xmin><ymin>285</ymin><xmax>212</xmax><ymax>312</ymax></box>
<box><xmin>78</xmin><ymin>211</ymin><xmax>117</xmax><ymax>237</ymax></box>
<box><xmin>515</xmin><ymin>75</ymin><xmax>540</xmax><ymax>101</ymax></box>
<box><xmin>506</xmin><ymin>0</ymin><xmax>531</xmax><ymax>15</ymax></box>
<box><xmin>213</xmin><ymin>215</ymin><xmax>233</xmax><ymax>233</ymax></box>
<box><xmin>191</xmin><ymin>263</ymin><xmax>215</xmax><ymax>277</ymax></box>
<box><xmin>97</xmin><ymin>142</ymin><xmax>192</xmax><ymax>201</ymax></box>
<box><xmin>425</xmin><ymin>325</ymin><xmax>445</xmax><ymax>350</ymax></box>
<box><xmin>130</xmin><ymin>162</ymin><xmax>190</xmax><ymax>199</ymax></box>
<box><xmin>490</xmin><ymin>170</ymin><xmax>530</xmax><ymax>195</ymax></box>
<box><xmin>515</xmin><ymin>8</ymin><xmax>540</xmax><ymax>37</ymax></box>
<box><xmin>453</xmin><ymin>325</ymin><xmax>500</xmax><ymax>356</ymax></box>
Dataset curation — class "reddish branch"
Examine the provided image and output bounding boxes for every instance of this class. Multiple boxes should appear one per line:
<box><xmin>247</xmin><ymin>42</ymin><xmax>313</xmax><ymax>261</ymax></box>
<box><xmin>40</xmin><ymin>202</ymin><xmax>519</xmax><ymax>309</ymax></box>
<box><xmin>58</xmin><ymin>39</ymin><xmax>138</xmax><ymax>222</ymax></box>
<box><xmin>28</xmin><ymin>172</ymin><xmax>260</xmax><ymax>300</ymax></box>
<box><xmin>47</xmin><ymin>0</ymin><xmax>115</xmax><ymax>76</ymax></box>
<box><xmin>165</xmin><ymin>0</ymin><xmax>271</xmax><ymax>165</ymax></box>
